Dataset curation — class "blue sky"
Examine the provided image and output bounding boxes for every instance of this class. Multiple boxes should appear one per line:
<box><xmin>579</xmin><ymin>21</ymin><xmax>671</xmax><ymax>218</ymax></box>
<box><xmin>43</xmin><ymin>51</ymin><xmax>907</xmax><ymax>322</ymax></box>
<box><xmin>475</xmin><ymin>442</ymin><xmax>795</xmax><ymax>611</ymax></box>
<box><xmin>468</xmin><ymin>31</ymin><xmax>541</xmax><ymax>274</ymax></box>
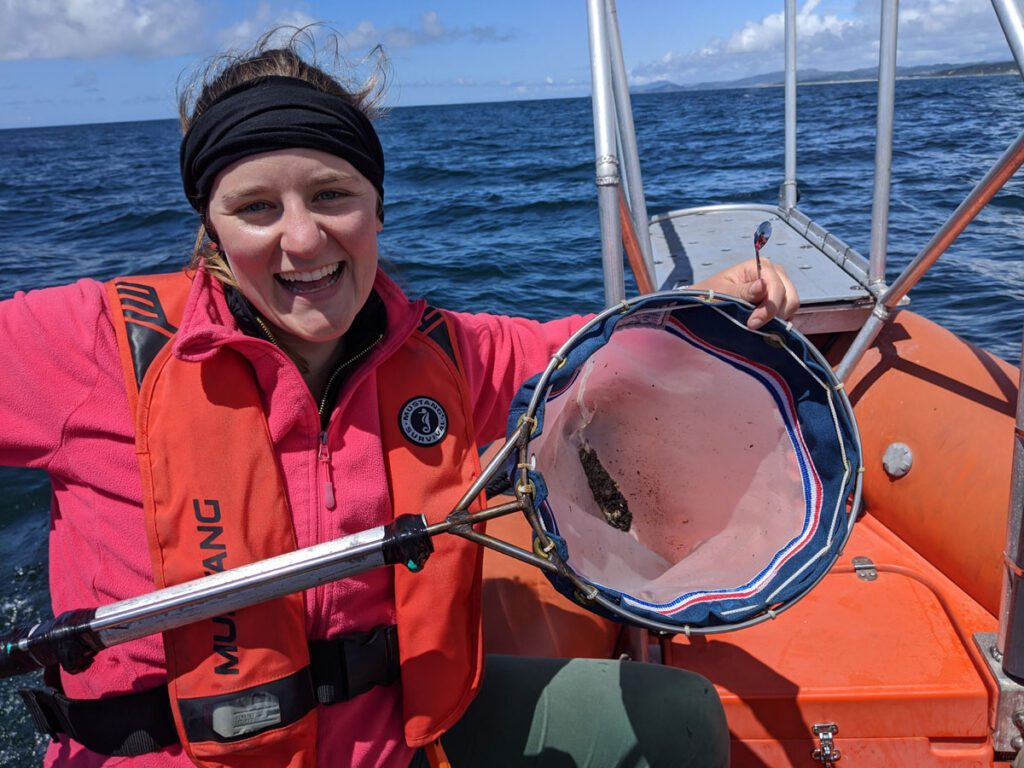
<box><xmin>0</xmin><ymin>0</ymin><xmax>1012</xmax><ymax>129</ymax></box>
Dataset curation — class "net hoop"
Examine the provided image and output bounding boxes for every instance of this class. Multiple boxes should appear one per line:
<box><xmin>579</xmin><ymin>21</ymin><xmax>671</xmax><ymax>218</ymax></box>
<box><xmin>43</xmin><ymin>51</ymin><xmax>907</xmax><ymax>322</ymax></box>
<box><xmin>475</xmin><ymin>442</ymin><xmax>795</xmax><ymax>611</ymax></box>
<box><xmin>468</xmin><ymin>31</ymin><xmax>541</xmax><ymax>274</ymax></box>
<box><xmin>504</xmin><ymin>290</ymin><xmax>863</xmax><ymax>635</ymax></box>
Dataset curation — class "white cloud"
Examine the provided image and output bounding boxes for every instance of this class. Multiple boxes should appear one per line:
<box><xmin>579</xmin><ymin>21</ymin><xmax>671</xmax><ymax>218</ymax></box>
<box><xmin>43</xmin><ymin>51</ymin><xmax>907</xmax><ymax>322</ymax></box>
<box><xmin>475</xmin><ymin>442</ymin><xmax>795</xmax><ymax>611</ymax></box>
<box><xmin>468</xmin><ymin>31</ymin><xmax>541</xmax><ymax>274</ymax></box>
<box><xmin>631</xmin><ymin>0</ymin><xmax>1009</xmax><ymax>86</ymax></box>
<box><xmin>895</xmin><ymin>0</ymin><xmax>1005</xmax><ymax>64</ymax></box>
<box><xmin>724</xmin><ymin>0</ymin><xmax>857</xmax><ymax>54</ymax></box>
<box><xmin>421</xmin><ymin>11</ymin><xmax>444</xmax><ymax>40</ymax></box>
<box><xmin>217</xmin><ymin>3</ymin><xmax>319</xmax><ymax>51</ymax></box>
<box><xmin>0</xmin><ymin>0</ymin><xmax>207</xmax><ymax>61</ymax></box>
<box><xmin>0</xmin><ymin>2</ymin><xmax>510</xmax><ymax>65</ymax></box>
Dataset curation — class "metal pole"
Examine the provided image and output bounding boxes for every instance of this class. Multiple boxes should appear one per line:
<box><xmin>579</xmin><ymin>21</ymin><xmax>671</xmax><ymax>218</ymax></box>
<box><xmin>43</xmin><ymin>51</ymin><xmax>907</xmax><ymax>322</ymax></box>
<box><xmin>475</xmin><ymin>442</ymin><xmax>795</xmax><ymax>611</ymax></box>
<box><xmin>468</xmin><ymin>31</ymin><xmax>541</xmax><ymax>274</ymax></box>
<box><xmin>587</xmin><ymin>0</ymin><xmax>625</xmax><ymax>307</ymax></box>
<box><xmin>868</xmin><ymin>0</ymin><xmax>899</xmax><ymax>288</ymax></box>
<box><xmin>835</xmin><ymin>128</ymin><xmax>1024</xmax><ymax>381</ymax></box>
<box><xmin>992</xmin><ymin>0</ymin><xmax>1024</xmax><ymax>82</ymax></box>
<box><xmin>834</xmin><ymin>306</ymin><xmax>889</xmax><ymax>382</ymax></box>
<box><xmin>999</xmin><ymin>320</ymin><xmax>1024</xmax><ymax>681</ymax></box>
<box><xmin>0</xmin><ymin>521</ymin><xmax>398</xmax><ymax>676</ymax></box>
<box><xmin>605</xmin><ymin>0</ymin><xmax>656</xmax><ymax>285</ymax></box>
<box><xmin>781</xmin><ymin>0</ymin><xmax>798</xmax><ymax>210</ymax></box>
<box><xmin>95</xmin><ymin>526</ymin><xmax>392</xmax><ymax>646</ymax></box>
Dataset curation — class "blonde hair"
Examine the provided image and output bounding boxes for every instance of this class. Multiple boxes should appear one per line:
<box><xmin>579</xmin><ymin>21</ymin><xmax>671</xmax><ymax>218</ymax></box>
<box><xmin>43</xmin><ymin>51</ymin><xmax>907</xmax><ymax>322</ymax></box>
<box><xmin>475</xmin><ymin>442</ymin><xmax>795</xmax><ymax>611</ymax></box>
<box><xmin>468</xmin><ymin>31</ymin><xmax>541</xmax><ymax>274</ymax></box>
<box><xmin>177</xmin><ymin>26</ymin><xmax>389</xmax><ymax>284</ymax></box>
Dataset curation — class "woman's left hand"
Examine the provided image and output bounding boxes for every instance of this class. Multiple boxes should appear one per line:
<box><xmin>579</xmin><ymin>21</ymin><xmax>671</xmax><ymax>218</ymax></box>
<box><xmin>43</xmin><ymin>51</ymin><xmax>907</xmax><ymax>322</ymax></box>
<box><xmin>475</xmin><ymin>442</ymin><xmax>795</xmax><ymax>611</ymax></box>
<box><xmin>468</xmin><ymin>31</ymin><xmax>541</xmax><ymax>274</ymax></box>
<box><xmin>691</xmin><ymin>258</ymin><xmax>799</xmax><ymax>330</ymax></box>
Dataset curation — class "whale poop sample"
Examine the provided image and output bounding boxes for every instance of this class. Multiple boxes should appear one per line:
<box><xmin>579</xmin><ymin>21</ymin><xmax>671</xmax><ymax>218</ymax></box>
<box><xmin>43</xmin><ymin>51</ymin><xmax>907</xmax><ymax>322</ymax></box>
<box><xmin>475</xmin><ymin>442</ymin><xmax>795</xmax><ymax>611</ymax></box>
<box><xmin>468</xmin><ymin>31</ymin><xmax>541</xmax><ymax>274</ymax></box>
<box><xmin>577</xmin><ymin>440</ymin><xmax>632</xmax><ymax>532</ymax></box>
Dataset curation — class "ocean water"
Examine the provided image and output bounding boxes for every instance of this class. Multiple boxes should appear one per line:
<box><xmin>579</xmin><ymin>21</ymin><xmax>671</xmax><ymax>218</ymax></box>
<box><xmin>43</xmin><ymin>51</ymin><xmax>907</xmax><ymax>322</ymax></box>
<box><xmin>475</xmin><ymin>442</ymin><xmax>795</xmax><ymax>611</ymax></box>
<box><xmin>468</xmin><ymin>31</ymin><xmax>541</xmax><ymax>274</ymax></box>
<box><xmin>0</xmin><ymin>74</ymin><xmax>1023</xmax><ymax>762</ymax></box>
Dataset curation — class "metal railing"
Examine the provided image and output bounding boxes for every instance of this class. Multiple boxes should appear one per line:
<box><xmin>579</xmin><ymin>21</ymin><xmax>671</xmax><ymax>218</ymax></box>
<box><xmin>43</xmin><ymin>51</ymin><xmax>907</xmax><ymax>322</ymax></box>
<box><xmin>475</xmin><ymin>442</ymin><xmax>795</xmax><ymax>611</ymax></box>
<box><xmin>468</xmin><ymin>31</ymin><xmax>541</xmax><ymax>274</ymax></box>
<box><xmin>867</xmin><ymin>0</ymin><xmax>899</xmax><ymax>289</ymax></box>
<box><xmin>995</xmin><ymin>0</ymin><xmax>1024</xmax><ymax>689</ymax></box>
<box><xmin>604</xmin><ymin>0</ymin><xmax>655</xmax><ymax>281</ymax></box>
<box><xmin>586</xmin><ymin>0</ymin><xmax>625</xmax><ymax>308</ymax></box>
<box><xmin>587</xmin><ymin>0</ymin><xmax>655</xmax><ymax>307</ymax></box>
<box><xmin>781</xmin><ymin>0</ymin><xmax>798</xmax><ymax>210</ymax></box>
<box><xmin>995</xmin><ymin>0</ymin><xmax>1024</xmax><ymax>79</ymax></box>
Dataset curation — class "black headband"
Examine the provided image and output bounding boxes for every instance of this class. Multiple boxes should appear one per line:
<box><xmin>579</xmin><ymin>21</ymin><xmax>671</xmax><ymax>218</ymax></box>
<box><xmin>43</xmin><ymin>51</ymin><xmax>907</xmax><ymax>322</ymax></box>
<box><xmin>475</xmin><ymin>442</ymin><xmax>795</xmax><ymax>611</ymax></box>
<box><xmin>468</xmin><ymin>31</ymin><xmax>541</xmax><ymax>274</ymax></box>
<box><xmin>180</xmin><ymin>76</ymin><xmax>385</xmax><ymax>213</ymax></box>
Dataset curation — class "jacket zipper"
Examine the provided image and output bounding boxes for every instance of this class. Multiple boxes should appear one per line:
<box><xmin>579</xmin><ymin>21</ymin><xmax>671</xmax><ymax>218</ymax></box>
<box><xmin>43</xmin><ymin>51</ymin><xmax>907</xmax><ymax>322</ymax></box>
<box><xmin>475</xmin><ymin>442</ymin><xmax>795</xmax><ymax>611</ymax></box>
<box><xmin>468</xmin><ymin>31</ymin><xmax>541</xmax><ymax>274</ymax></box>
<box><xmin>254</xmin><ymin>315</ymin><xmax>281</xmax><ymax>346</ymax></box>
<box><xmin>317</xmin><ymin>334</ymin><xmax>383</xmax><ymax>420</ymax></box>
<box><xmin>255</xmin><ymin>314</ymin><xmax>383</xmax><ymax>512</ymax></box>
<box><xmin>315</xmin><ymin>333</ymin><xmax>384</xmax><ymax>513</ymax></box>
<box><xmin>317</xmin><ymin>433</ymin><xmax>337</xmax><ymax>510</ymax></box>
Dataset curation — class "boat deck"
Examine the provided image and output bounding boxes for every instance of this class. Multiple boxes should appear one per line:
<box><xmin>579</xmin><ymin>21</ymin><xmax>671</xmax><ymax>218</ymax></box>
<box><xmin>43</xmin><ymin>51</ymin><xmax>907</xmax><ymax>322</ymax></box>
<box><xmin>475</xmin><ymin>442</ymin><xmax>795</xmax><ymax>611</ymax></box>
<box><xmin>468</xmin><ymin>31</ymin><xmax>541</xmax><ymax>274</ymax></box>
<box><xmin>649</xmin><ymin>204</ymin><xmax>877</xmax><ymax>334</ymax></box>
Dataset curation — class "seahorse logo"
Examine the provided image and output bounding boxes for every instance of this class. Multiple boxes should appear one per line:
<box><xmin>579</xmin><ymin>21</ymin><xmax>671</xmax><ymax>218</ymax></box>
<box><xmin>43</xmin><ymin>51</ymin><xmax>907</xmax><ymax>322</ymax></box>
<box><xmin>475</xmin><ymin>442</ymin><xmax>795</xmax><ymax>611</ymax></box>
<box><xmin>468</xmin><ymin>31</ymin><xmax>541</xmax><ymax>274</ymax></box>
<box><xmin>399</xmin><ymin>397</ymin><xmax>448</xmax><ymax>446</ymax></box>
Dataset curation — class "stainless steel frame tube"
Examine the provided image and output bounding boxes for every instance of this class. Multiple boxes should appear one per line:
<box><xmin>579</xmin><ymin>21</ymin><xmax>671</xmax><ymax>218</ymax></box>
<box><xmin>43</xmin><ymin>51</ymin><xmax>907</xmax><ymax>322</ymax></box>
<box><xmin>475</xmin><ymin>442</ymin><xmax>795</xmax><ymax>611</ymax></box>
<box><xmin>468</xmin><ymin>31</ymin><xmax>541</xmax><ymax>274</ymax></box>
<box><xmin>992</xmin><ymin>0</ymin><xmax>1024</xmax><ymax>81</ymax></box>
<box><xmin>96</xmin><ymin>525</ymin><xmax>390</xmax><ymax>646</ymax></box>
<box><xmin>587</xmin><ymin>0</ymin><xmax>625</xmax><ymax>306</ymax></box>
<box><xmin>836</xmin><ymin>127</ymin><xmax>1024</xmax><ymax>381</ymax></box>
<box><xmin>605</xmin><ymin>0</ymin><xmax>656</xmax><ymax>284</ymax></box>
<box><xmin>999</xmin><ymin>319</ymin><xmax>1024</xmax><ymax>680</ymax></box>
<box><xmin>782</xmin><ymin>0</ymin><xmax>798</xmax><ymax>210</ymax></box>
<box><xmin>868</xmin><ymin>0</ymin><xmax>899</xmax><ymax>288</ymax></box>
<box><xmin>991</xmin><ymin>0</ymin><xmax>1024</xmax><ymax>687</ymax></box>
<box><xmin>834</xmin><ymin>306</ymin><xmax>888</xmax><ymax>382</ymax></box>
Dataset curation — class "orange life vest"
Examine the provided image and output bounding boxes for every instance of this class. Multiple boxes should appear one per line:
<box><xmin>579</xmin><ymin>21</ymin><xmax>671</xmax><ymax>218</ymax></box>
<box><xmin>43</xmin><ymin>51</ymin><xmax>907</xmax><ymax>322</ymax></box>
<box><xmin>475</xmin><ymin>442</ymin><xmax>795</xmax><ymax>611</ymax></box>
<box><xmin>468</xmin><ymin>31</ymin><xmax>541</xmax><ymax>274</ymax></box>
<box><xmin>105</xmin><ymin>271</ymin><xmax>485</xmax><ymax>767</ymax></box>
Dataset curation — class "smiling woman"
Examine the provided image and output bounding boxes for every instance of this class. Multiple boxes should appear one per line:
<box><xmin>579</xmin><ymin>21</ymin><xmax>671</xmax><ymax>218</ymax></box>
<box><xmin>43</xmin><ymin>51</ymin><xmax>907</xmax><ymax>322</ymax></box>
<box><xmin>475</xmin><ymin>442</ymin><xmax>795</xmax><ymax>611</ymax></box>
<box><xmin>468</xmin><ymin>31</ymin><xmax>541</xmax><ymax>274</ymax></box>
<box><xmin>0</xmin><ymin>23</ymin><xmax>800</xmax><ymax>768</ymax></box>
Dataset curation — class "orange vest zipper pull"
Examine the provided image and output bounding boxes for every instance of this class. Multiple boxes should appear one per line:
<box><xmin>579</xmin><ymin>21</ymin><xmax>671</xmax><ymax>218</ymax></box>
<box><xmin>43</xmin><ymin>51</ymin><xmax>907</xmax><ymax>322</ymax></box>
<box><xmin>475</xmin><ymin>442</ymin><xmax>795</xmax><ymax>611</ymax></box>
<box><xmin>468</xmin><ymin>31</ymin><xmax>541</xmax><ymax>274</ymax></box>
<box><xmin>318</xmin><ymin>431</ymin><xmax>336</xmax><ymax>510</ymax></box>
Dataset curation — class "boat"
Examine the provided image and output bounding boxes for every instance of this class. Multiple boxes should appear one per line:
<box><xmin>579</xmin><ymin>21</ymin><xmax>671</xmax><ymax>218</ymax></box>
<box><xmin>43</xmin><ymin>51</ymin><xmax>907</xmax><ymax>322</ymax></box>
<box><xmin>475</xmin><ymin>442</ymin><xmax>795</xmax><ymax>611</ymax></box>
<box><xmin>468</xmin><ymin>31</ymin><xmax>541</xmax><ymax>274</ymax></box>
<box><xmin>478</xmin><ymin>1</ymin><xmax>1024</xmax><ymax>765</ymax></box>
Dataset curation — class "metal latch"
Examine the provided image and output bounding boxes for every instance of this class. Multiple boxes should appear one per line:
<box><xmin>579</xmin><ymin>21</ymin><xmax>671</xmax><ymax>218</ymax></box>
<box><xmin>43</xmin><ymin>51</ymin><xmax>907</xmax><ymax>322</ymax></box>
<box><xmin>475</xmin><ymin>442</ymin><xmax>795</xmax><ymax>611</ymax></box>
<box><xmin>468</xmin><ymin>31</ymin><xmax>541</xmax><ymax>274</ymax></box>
<box><xmin>811</xmin><ymin>723</ymin><xmax>841</xmax><ymax>766</ymax></box>
<box><xmin>852</xmin><ymin>556</ymin><xmax>877</xmax><ymax>581</ymax></box>
<box><xmin>972</xmin><ymin>632</ymin><xmax>1024</xmax><ymax>753</ymax></box>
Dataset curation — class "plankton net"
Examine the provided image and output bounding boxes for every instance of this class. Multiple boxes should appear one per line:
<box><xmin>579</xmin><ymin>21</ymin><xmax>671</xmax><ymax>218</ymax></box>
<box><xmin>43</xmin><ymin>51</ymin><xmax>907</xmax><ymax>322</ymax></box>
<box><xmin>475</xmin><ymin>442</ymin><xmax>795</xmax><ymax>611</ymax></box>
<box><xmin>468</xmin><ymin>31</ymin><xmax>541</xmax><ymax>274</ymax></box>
<box><xmin>505</xmin><ymin>291</ymin><xmax>861</xmax><ymax>633</ymax></box>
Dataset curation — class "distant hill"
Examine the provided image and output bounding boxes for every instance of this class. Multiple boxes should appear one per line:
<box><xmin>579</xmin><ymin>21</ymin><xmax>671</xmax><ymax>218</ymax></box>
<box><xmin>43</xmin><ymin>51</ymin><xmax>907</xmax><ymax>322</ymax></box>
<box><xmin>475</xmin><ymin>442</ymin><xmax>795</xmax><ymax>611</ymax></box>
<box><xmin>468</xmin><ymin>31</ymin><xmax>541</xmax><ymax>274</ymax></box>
<box><xmin>633</xmin><ymin>61</ymin><xmax>1019</xmax><ymax>93</ymax></box>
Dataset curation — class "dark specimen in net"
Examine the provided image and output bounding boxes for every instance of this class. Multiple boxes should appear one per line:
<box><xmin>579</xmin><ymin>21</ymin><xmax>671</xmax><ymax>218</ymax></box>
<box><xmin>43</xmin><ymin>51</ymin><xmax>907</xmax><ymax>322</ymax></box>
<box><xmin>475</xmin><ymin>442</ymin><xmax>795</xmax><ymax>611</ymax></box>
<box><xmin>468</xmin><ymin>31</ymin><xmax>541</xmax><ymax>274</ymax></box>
<box><xmin>577</xmin><ymin>440</ymin><xmax>632</xmax><ymax>532</ymax></box>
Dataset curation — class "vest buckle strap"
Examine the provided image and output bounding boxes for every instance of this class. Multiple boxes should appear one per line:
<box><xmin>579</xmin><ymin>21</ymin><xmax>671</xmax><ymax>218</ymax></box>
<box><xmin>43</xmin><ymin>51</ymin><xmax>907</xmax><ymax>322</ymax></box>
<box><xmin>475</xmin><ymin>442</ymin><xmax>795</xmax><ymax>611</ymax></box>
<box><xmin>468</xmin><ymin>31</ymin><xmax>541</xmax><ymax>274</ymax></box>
<box><xmin>310</xmin><ymin>623</ymin><xmax>400</xmax><ymax>705</ymax></box>
<box><xmin>19</xmin><ymin>687</ymin><xmax>63</xmax><ymax>742</ymax></box>
<box><xmin>18</xmin><ymin>684</ymin><xmax>178</xmax><ymax>757</ymax></box>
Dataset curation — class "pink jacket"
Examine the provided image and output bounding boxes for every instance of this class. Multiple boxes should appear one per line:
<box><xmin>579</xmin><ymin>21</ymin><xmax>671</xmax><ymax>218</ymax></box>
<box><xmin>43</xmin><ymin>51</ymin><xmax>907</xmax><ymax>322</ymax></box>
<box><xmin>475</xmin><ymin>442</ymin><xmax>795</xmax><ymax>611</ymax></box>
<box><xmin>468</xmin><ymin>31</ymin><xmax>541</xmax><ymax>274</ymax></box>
<box><xmin>0</xmin><ymin>266</ymin><xmax>584</xmax><ymax>767</ymax></box>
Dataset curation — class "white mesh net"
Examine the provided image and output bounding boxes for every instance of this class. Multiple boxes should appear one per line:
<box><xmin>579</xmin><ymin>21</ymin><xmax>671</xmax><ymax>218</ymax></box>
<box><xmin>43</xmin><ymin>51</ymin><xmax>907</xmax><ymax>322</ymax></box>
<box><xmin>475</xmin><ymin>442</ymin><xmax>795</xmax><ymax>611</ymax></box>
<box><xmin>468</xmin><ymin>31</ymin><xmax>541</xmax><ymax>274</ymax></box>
<box><xmin>532</xmin><ymin>324</ymin><xmax>807</xmax><ymax>607</ymax></box>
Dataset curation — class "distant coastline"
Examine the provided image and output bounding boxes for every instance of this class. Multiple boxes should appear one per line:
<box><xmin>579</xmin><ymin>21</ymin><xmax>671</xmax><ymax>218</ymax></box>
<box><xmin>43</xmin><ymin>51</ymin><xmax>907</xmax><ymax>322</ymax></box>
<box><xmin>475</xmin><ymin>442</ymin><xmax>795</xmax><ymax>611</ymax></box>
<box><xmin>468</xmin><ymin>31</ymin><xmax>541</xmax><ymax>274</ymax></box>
<box><xmin>4</xmin><ymin>61</ymin><xmax>1017</xmax><ymax>132</ymax></box>
<box><xmin>632</xmin><ymin>61</ymin><xmax>1020</xmax><ymax>94</ymax></box>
